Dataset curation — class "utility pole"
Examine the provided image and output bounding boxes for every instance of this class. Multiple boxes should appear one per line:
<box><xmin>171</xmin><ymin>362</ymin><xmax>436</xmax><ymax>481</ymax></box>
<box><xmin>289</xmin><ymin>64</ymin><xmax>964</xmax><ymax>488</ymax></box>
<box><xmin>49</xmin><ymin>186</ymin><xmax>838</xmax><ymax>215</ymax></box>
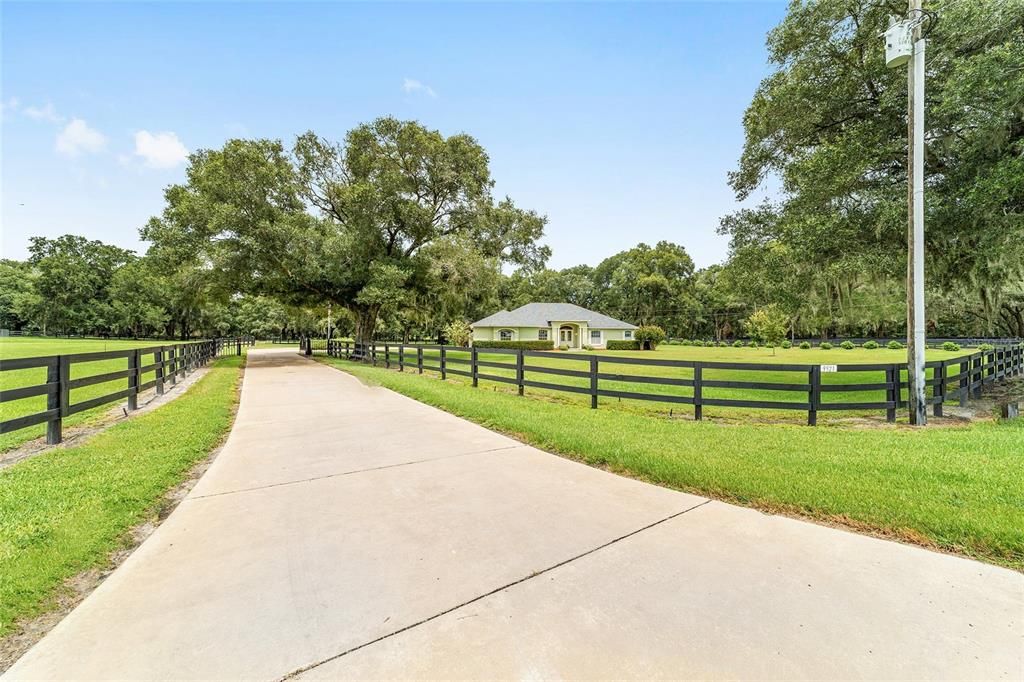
<box><xmin>885</xmin><ymin>1</ymin><xmax>930</xmax><ymax>425</ymax></box>
<box><xmin>907</xmin><ymin>0</ymin><xmax>927</xmax><ymax>425</ymax></box>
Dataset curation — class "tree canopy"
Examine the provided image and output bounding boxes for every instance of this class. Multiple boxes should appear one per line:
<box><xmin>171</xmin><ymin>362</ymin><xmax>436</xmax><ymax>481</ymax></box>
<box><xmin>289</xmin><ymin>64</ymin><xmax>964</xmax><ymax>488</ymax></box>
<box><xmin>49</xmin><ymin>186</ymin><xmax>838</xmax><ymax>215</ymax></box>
<box><xmin>141</xmin><ymin>117</ymin><xmax>547</xmax><ymax>344</ymax></box>
<box><xmin>719</xmin><ymin>0</ymin><xmax>1024</xmax><ymax>337</ymax></box>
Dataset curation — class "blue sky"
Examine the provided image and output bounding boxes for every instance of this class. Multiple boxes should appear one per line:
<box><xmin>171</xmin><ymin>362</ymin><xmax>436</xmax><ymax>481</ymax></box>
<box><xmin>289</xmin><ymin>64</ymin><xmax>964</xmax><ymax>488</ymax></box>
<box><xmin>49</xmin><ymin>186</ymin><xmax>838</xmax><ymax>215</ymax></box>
<box><xmin>2</xmin><ymin>1</ymin><xmax>785</xmax><ymax>269</ymax></box>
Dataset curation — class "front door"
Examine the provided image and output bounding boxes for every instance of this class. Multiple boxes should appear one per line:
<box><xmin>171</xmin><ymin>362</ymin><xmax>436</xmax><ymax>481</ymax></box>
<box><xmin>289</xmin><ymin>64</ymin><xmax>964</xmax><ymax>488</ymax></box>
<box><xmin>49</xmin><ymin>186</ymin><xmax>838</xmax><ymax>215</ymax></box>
<box><xmin>559</xmin><ymin>326</ymin><xmax>574</xmax><ymax>345</ymax></box>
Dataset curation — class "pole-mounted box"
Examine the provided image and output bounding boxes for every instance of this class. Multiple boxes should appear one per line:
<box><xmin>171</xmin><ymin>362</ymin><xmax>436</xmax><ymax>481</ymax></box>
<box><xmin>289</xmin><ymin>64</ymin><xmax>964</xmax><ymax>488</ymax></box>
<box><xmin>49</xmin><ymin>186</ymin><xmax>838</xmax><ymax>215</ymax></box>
<box><xmin>884</xmin><ymin>18</ymin><xmax>913</xmax><ymax>68</ymax></box>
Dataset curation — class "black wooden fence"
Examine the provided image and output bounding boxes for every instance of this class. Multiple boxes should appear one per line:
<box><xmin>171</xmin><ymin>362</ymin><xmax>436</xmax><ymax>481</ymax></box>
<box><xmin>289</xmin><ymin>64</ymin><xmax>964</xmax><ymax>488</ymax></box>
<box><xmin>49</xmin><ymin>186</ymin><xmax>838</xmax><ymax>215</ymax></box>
<box><xmin>313</xmin><ymin>339</ymin><xmax>1024</xmax><ymax>425</ymax></box>
<box><xmin>669</xmin><ymin>336</ymin><xmax>1021</xmax><ymax>348</ymax></box>
<box><xmin>0</xmin><ymin>338</ymin><xmax>253</xmax><ymax>445</ymax></box>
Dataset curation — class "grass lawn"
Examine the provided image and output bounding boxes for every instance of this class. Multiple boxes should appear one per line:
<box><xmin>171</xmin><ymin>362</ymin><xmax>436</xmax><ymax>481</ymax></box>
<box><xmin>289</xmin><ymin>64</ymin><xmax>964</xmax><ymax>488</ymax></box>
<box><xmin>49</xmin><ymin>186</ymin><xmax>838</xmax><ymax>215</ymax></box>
<box><xmin>320</xmin><ymin>354</ymin><xmax>1024</xmax><ymax>571</ymax></box>
<box><xmin>1</xmin><ymin>338</ymin><xmax>198</xmax><ymax>452</ymax></box>
<box><xmin>346</xmin><ymin>343</ymin><xmax>972</xmax><ymax>424</ymax></box>
<box><xmin>0</xmin><ymin>353</ymin><xmax>244</xmax><ymax>636</ymax></box>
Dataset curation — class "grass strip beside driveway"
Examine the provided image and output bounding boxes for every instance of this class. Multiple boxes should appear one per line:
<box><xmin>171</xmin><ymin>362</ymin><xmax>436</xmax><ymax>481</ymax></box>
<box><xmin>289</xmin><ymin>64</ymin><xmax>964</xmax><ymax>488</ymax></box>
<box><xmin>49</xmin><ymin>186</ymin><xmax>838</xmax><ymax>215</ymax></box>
<box><xmin>0</xmin><ymin>354</ymin><xmax>244</xmax><ymax>636</ymax></box>
<box><xmin>323</xmin><ymin>357</ymin><xmax>1024</xmax><ymax>571</ymax></box>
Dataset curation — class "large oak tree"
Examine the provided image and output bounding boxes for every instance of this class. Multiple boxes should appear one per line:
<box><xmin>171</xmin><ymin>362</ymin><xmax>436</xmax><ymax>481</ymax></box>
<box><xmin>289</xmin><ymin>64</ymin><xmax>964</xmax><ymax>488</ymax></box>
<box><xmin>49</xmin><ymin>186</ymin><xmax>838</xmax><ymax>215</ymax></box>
<box><xmin>143</xmin><ymin>117</ymin><xmax>549</xmax><ymax>346</ymax></box>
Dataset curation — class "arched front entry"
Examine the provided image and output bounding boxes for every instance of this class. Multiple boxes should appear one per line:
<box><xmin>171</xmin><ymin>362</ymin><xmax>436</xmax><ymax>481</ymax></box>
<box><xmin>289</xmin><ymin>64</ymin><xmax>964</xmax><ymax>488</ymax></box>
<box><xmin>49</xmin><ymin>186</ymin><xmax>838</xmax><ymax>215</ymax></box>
<box><xmin>558</xmin><ymin>324</ymin><xmax>578</xmax><ymax>348</ymax></box>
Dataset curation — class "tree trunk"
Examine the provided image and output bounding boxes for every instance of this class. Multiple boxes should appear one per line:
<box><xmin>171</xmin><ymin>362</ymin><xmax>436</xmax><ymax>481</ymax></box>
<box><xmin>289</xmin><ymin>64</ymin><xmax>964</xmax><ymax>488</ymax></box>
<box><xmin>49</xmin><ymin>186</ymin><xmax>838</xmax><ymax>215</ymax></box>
<box><xmin>352</xmin><ymin>305</ymin><xmax>380</xmax><ymax>360</ymax></box>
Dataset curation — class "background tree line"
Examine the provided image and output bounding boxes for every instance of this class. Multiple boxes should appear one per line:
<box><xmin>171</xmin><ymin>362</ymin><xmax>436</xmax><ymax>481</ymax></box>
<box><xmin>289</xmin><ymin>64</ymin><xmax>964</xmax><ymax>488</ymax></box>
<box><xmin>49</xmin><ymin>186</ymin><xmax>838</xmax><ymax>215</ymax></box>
<box><xmin>0</xmin><ymin>236</ymin><xmax>320</xmax><ymax>339</ymax></box>
<box><xmin>3</xmin><ymin>0</ymin><xmax>1020</xmax><ymax>342</ymax></box>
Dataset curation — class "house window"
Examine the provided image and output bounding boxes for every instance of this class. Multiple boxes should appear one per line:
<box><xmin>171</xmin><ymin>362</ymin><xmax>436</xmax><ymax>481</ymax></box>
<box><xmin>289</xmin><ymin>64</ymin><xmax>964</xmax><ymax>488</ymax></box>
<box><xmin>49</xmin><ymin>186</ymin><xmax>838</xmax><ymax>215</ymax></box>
<box><xmin>538</xmin><ymin>329</ymin><xmax>548</xmax><ymax>341</ymax></box>
<box><xmin>499</xmin><ymin>329</ymin><xmax>514</xmax><ymax>341</ymax></box>
<box><xmin>590</xmin><ymin>330</ymin><xmax>602</xmax><ymax>342</ymax></box>
<box><xmin>624</xmin><ymin>330</ymin><xmax>633</xmax><ymax>339</ymax></box>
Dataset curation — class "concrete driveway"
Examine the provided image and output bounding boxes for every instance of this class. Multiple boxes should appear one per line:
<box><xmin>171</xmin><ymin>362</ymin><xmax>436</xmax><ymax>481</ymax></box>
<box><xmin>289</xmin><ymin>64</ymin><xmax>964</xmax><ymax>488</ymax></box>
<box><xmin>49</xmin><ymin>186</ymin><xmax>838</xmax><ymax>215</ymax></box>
<box><xmin>7</xmin><ymin>349</ymin><xmax>1022</xmax><ymax>680</ymax></box>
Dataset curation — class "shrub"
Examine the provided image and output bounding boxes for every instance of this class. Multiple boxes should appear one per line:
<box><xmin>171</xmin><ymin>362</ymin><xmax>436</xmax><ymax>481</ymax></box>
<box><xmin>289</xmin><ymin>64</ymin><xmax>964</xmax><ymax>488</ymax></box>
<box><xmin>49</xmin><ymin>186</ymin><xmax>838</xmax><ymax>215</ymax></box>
<box><xmin>840</xmin><ymin>340</ymin><xmax>855</xmax><ymax>350</ymax></box>
<box><xmin>732</xmin><ymin>340</ymin><xmax>744</xmax><ymax>348</ymax></box>
<box><xmin>582</xmin><ymin>344</ymin><xmax>593</xmax><ymax>351</ymax></box>
<box><xmin>781</xmin><ymin>340</ymin><xmax>792</xmax><ymax>349</ymax></box>
<box><xmin>634</xmin><ymin>325</ymin><xmax>667</xmax><ymax>350</ymax></box>
<box><xmin>443</xmin><ymin>320</ymin><xmax>472</xmax><ymax>347</ymax></box>
<box><xmin>607</xmin><ymin>340</ymin><xmax>641</xmax><ymax>350</ymax></box>
<box><xmin>862</xmin><ymin>340</ymin><xmax>879</xmax><ymax>350</ymax></box>
<box><xmin>679</xmin><ymin>339</ymin><xmax>692</xmax><ymax>346</ymax></box>
<box><xmin>692</xmin><ymin>340</ymin><xmax>704</xmax><ymax>347</ymax></box>
<box><xmin>559</xmin><ymin>343</ymin><xmax>570</xmax><ymax>351</ymax></box>
<box><xmin>718</xmin><ymin>341</ymin><xmax>729</xmax><ymax>347</ymax></box>
<box><xmin>799</xmin><ymin>341</ymin><xmax>811</xmax><ymax>349</ymax></box>
<box><xmin>887</xmin><ymin>340</ymin><xmax>903</xmax><ymax>350</ymax></box>
<box><xmin>979</xmin><ymin>343</ymin><xmax>995</xmax><ymax>352</ymax></box>
<box><xmin>748</xmin><ymin>340</ymin><xmax>759</xmax><ymax>348</ymax></box>
<box><xmin>473</xmin><ymin>340</ymin><xmax>554</xmax><ymax>351</ymax></box>
<box><xmin>942</xmin><ymin>341</ymin><xmax>961</xmax><ymax>352</ymax></box>
<box><xmin>820</xmin><ymin>342</ymin><xmax>833</xmax><ymax>350</ymax></box>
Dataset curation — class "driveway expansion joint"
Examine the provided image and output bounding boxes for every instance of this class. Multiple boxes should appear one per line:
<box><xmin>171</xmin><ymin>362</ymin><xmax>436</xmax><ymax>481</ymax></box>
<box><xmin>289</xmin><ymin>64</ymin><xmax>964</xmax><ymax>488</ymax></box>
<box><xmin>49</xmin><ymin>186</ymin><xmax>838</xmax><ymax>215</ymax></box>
<box><xmin>279</xmin><ymin>499</ymin><xmax>712</xmax><ymax>680</ymax></box>
<box><xmin>186</xmin><ymin>444</ymin><xmax>524</xmax><ymax>502</ymax></box>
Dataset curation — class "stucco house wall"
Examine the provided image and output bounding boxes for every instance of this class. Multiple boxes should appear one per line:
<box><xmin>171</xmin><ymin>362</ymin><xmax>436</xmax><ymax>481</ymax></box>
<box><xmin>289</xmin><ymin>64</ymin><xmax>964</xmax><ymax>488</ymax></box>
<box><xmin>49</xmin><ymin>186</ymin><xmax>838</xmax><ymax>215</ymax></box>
<box><xmin>472</xmin><ymin>327</ymin><xmax>544</xmax><ymax>342</ymax></box>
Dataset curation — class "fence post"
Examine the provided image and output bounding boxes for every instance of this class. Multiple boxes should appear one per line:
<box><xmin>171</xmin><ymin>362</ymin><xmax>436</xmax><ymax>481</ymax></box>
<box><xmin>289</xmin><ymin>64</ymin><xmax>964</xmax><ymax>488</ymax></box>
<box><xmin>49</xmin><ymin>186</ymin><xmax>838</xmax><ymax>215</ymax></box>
<box><xmin>933</xmin><ymin>363</ymin><xmax>945</xmax><ymax>417</ymax></box>
<box><xmin>589</xmin><ymin>356</ymin><xmax>598</xmax><ymax>408</ymax></box>
<box><xmin>371</xmin><ymin>344</ymin><xmax>377</xmax><ymax>366</ymax></box>
<box><xmin>417</xmin><ymin>347</ymin><xmax>423</xmax><ymax>373</ymax></box>
<box><xmin>46</xmin><ymin>357</ymin><xmax>62</xmax><ymax>445</ymax></box>
<box><xmin>168</xmin><ymin>347</ymin><xmax>177</xmax><ymax>385</ymax></box>
<box><xmin>471</xmin><ymin>347</ymin><xmax>478</xmax><ymax>387</ymax></box>
<box><xmin>517</xmin><ymin>349</ymin><xmax>525</xmax><ymax>397</ymax></box>
<box><xmin>885</xmin><ymin>366</ymin><xmax>897</xmax><ymax>422</ymax></box>
<box><xmin>440</xmin><ymin>346</ymin><xmax>447</xmax><ymax>380</ymax></box>
<box><xmin>385</xmin><ymin>343</ymin><xmax>391</xmax><ymax>369</ymax></box>
<box><xmin>305</xmin><ymin>337</ymin><xmax>312</xmax><ymax>357</ymax></box>
<box><xmin>972</xmin><ymin>355</ymin><xmax>983</xmax><ymax>398</ymax></box>
<box><xmin>958</xmin><ymin>360</ymin><xmax>969</xmax><ymax>406</ymax></box>
<box><xmin>237</xmin><ymin>338</ymin><xmax>242</xmax><ymax>356</ymax></box>
<box><xmin>694</xmin><ymin>363</ymin><xmax>703</xmax><ymax>421</ymax></box>
<box><xmin>127</xmin><ymin>349</ymin><xmax>140</xmax><ymax>410</ymax></box>
<box><xmin>155</xmin><ymin>349</ymin><xmax>165</xmax><ymax>396</ymax></box>
<box><xmin>808</xmin><ymin>365</ymin><xmax>820</xmax><ymax>426</ymax></box>
<box><xmin>59</xmin><ymin>355</ymin><xmax>70</xmax><ymax>432</ymax></box>
<box><xmin>398</xmin><ymin>345</ymin><xmax>404</xmax><ymax>371</ymax></box>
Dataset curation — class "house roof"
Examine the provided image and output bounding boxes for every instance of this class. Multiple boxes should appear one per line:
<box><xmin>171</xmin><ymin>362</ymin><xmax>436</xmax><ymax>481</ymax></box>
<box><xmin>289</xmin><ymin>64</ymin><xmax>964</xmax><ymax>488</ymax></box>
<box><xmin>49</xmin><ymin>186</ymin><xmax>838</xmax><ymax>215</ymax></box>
<box><xmin>471</xmin><ymin>303</ymin><xmax>637</xmax><ymax>330</ymax></box>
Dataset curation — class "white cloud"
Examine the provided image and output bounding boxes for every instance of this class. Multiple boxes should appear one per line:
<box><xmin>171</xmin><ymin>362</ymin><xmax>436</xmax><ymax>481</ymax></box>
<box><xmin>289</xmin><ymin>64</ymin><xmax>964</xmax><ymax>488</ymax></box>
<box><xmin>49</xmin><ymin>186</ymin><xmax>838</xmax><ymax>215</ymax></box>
<box><xmin>55</xmin><ymin>118</ymin><xmax>107</xmax><ymax>156</ymax></box>
<box><xmin>0</xmin><ymin>97</ymin><xmax>18</xmax><ymax>122</ymax></box>
<box><xmin>24</xmin><ymin>102</ymin><xmax>63</xmax><ymax>123</ymax></box>
<box><xmin>133</xmin><ymin>130</ymin><xmax>188</xmax><ymax>168</ymax></box>
<box><xmin>402</xmin><ymin>78</ymin><xmax>437</xmax><ymax>98</ymax></box>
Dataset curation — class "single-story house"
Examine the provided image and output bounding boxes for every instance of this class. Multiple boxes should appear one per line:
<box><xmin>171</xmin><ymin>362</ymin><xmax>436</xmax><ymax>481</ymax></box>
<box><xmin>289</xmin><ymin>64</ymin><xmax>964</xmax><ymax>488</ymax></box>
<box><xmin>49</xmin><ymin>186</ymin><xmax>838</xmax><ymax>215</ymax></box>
<box><xmin>471</xmin><ymin>302</ymin><xmax>637</xmax><ymax>350</ymax></box>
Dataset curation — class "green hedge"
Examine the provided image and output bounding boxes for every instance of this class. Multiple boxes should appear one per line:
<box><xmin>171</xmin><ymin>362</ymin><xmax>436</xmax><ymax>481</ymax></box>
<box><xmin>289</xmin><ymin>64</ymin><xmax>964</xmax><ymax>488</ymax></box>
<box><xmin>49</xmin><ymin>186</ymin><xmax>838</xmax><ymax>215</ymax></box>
<box><xmin>472</xmin><ymin>340</ymin><xmax>554</xmax><ymax>350</ymax></box>
<box><xmin>607</xmin><ymin>340</ymin><xmax>641</xmax><ymax>350</ymax></box>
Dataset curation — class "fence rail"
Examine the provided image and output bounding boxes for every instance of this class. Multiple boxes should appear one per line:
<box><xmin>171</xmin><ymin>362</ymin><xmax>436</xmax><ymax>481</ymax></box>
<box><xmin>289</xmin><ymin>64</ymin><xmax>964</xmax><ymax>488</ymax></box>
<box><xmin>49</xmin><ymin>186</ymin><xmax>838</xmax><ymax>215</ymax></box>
<box><xmin>670</xmin><ymin>336</ymin><xmax>1021</xmax><ymax>348</ymax></box>
<box><xmin>0</xmin><ymin>338</ymin><xmax>253</xmax><ymax>445</ymax></box>
<box><xmin>311</xmin><ymin>339</ymin><xmax>1024</xmax><ymax>425</ymax></box>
